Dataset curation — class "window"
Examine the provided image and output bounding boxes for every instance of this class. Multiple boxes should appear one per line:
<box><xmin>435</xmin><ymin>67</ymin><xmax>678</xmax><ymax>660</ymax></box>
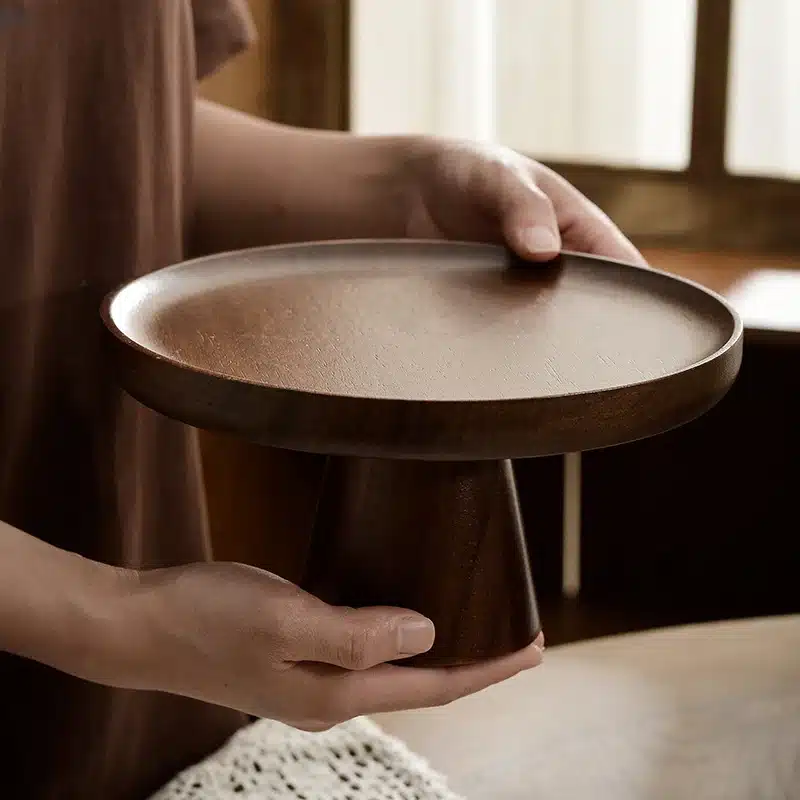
<box><xmin>727</xmin><ymin>0</ymin><xmax>800</xmax><ymax>179</ymax></box>
<box><xmin>353</xmin><ymin>0</ymin><xmax>698</xmax><ymax>171</ymax></box>
<box><xmin>348</xmin><ymin>0</ymin><xmax>800</xmax><ymax>253</ymax></box>
<box><xmin>268</xmin><ymin>0</ymin><xmax>800</xmax><ymax>600</ymax></box>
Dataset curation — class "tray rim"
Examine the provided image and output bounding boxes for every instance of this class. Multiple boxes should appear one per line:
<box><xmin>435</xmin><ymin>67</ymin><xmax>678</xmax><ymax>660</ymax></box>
<box><xmin>101</xmin><ymin>239</ymin><xmax>743</xmax><ymax>406</ymax></box>
<box><xmin>100</xmin><ymin>240</ymin><xmax>744</xmax><ymax>460</ymax></box>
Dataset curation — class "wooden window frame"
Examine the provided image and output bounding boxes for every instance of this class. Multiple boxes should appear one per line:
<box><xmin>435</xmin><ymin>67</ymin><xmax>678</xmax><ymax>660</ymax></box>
<box><xmin>266</xmin><ymin>0</ymin><xmax>350</xmax><ymax>132</ymax></box>
<box><xmin>268</xmin><ymin>0</ymin><xmax>800</xmax><ymax>255</ymax></box>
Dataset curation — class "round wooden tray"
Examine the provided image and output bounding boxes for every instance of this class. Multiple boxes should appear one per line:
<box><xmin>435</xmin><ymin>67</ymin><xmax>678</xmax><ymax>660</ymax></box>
<box><xmin>102</xmin><ymin>240</ymin><xmax>743</xmax><ymax>462</ymax></box>
<box><xmin>102</xmin><ymin>241</ymin><xmax>743</xmax><ymax>667</ymax></box>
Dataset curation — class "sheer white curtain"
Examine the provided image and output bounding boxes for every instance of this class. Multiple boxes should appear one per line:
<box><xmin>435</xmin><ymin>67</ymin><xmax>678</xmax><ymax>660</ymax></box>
<box><xmin>728</xmin><ymin>0</ymin><xmax>800</xmax><ymax>178</ymax></box>
<box><xmin>351</xmin><ymin>0</ymin><xmax>495</xmax><ymax>141</ymax></box>
<box><xmin>352</xmin><ymin>0</ymin><xmax>800</xmax><ymax>179</ymax></box>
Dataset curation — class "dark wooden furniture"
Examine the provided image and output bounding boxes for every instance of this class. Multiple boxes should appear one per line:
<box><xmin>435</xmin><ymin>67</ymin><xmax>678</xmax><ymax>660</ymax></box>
<box><xmin>535</xmin><ymin>248</ymin><xmax>800</xmax><ymax>647</ymax></box>
<box><xmin>102</xmin><ymin>240</ymin><xmax>742</xmax><ymax>665</ymax></box>
<box><xmin>566</xmin><ymin>248</ymin><xmax>800</xmax><ymax>640</ymax></box>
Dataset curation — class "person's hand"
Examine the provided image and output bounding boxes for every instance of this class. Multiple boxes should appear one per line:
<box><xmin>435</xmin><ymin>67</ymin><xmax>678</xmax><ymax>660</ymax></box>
<box><xmin>402</xmin><ymin>137</ymin><xmax>647</xmax><ymax>265</ymax></box>
<box><xmin>110</xmin><ymin>562</ymin><xmax>544</xmax><ymax>731</ymax></box>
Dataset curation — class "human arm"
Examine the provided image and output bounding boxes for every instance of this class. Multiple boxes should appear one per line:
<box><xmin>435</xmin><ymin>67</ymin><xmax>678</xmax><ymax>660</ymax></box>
<box><xmin>0</xmin><ymin>519</ymin><xmax>132</xmax><ymax>682</ymax></box>
<box><xmin>190</xmin><ymin>100</ymin><xmax>410</xmax><ymax>253</ymax></box>
<box><xmin>0</xmin><ymin>521</ymin><xmax>543</xmax><ymax>728</ymax></box>
<box><xmin>191</xmin><ymin>99</ymin><xmax>646</xmax><ymax>265</ymax></box>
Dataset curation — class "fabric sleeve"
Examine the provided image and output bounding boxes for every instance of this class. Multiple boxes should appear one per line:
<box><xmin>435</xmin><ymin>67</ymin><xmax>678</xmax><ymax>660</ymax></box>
<box><xmin>192</xmin><ymin>0</ymin><xmax>258</xmax><ymax>81</ymax></box>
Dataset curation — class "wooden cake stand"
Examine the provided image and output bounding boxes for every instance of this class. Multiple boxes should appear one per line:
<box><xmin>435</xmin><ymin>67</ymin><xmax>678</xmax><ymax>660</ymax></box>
<box><xmin>102</xmin><ymin>241</ymin><xmax>743</xmax><ymax>667</ymax></box>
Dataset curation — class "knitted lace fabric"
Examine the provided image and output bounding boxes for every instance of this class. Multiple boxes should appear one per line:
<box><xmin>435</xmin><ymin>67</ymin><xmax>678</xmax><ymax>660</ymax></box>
<box><xmin>149</xmin><ymin>716</ymin><xmax>463</xmax><ymax>800</ymax></box>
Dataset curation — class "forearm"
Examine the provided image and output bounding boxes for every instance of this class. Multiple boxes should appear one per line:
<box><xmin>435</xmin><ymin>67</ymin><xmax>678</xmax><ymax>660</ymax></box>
<box><xmin>0</xmin><ymin>520</ymin><xmax>134</xmax><ymax>681</ymax></box>
<box><xmin>190</xmin><ymin>100</ymin><xmax>412</xmax><ymax>254</ymax></box>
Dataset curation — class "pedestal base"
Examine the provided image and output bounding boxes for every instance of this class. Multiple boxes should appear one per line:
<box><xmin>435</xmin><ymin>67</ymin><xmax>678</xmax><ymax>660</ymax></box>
<box><xmin>302</xmin><ymin>457</ymin><xmax>540</xmax><ymax>667</ymax></box>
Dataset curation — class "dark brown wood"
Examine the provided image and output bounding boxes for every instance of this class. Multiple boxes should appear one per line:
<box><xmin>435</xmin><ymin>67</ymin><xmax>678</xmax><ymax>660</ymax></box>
<box><xmin>202</xmin><ymin>431</ymin><xmax>324</xmax><ymax>583</ymax></box>
<box><xmin>101</xmin><ymin>241</ymin><xmax>742</xmax><ymax>460</ymax></box>
<box><xmin>580</xmin><ymin>337</ymin><xmax>800</xmax><ymax>622</ymax></box>
<box><xmin>199</xmin><ymin>0</ymin><xmax>346</xmax><ymax>571</ymax></box>
<box><xmin>266</xmin><ymin>0</ymin><xmax>350</xmax><ymax>130</ymax></box>
<box><xmin>688</xmin><ymin>0</ymin><xmax>733</xmax><ymax>179</ymax></box>
<box><xmin>304</xmin><ymin>457</ymin><xmax>538</xmax><ymax>666</ymax></box>
<box><xmin>536</xmin><ymin>597</ymin><xmax>701</xmax><ymax>647</ymax></box>
<box><xmin>101</xmin><ymin>240</ymin><xmax>743</xmax><ymax>666</ymax></box>
<box><xmin>514</xmin><ymin>457</ymin><xmax>565</xmax><ymax>603</ymax></box>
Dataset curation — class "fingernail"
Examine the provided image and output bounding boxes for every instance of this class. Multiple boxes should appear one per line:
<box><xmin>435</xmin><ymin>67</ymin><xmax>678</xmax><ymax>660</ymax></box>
<box><xmin>523</xmin><ymin>226</ymin><xmax>559</xmax><ymax>254</ymax></box>
<box><xmin>397</xmin><ymin>617</ymin><xmax>435</xmax><ymax>655</ymax></box>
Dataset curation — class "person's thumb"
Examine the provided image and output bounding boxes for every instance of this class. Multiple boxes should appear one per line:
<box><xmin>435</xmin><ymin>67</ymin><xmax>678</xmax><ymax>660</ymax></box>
<box><xmin>299</xmin><ymin>605</ymin><xmax>436</xmax><ymax>670</ymax></box>
<box><xmin>499</xmin><ymin>175</ymin><xmax>562</xmax><ymax>262</ymax></box>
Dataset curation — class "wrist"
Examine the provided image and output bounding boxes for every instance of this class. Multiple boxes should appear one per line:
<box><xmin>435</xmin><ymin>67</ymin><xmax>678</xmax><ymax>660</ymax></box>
<box><xmin>0</xmin><ymin>520</ymin><xmax>146</xmax><ymax>685</ymax></box>
<box><xmin>37</xmin><ymin>555</ymin><xmax>143</xmax><ymax>686</ymax></box>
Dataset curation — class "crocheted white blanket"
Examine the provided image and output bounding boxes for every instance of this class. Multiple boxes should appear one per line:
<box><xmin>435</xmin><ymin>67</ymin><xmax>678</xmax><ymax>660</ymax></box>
<box><xmin>149</xmin><ymin>716</ymin><xmax>462</xmax><ymax>800</ymax></box>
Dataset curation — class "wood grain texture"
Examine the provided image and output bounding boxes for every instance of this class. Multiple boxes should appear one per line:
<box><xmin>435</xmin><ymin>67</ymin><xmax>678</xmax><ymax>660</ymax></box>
<box><xmin>201</xmin><ymin>431</ymin><xmax>324</xmax><ymax>581</ymax></box>
<box><xmin>102</xmin><ymin>241</ymin><xmax>742</xmax><ymax>461</ymax></box>
<box><xmin>304</xmin><ymin>457</ymin><xmax>539</xmax><ymax>666</ymax></box>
